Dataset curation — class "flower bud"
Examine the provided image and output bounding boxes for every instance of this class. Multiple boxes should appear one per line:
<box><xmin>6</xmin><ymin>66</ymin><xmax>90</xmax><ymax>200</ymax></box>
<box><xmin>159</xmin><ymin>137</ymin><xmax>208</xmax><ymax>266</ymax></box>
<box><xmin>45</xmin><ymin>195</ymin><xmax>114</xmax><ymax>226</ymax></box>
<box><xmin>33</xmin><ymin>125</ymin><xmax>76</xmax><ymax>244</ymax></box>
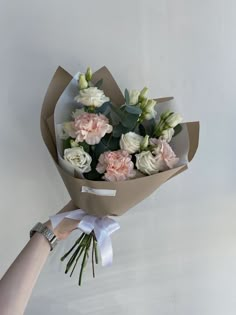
<box><xmin>139</xmin><ymin>87</ymin><xmax>149</xmax><ymax>101</ymax></box>
<box><xmin>129</xmin><ymin>90</ymin><xmax>140</xmax><ymax>105</ymax></box>
<box><xmin>140</xmin><ymin>98</ymin><xmax>148</xmax><ymax>109</ymax></box>
<box><xmin>165</xmin><ymin>113</ymin><xmax>183</xmax><ymax>128</ymax></box>
<box><xmin>160</xmin><ymin>128</ymin><xmax>174</xmax><ymax>142</ymax></box>
<box><xmin>146</xmin><ymin>99</ymin><xmax>156</xmax><ymax>111</ymax></box>
<box><xmin>143</xmin><ymin>99</ymin><xmax>157</xmax><ymax>120</ymax></box>
<box><xmin>85</xmin><ymin>67</ymin><xmax>92</xmax><ymax>82</ymax></box>
<box><xmin>70</xmin><ymin>139</ymin><xmax>79</xmax><ymax>148</ymax></box>
<box><xmin>78</xmin><ymin>74</ymin><xmax>88</xmax><ymax>90</ymax></box>
<box><xmin>161</xmin><ymin>110</ymin><xmax>172</xmax><ymax>120</ymax></box>
<box><xmin>140</xmin><ymin>135</ymin><xmax>149</xmax><ymax>151</ymax></box>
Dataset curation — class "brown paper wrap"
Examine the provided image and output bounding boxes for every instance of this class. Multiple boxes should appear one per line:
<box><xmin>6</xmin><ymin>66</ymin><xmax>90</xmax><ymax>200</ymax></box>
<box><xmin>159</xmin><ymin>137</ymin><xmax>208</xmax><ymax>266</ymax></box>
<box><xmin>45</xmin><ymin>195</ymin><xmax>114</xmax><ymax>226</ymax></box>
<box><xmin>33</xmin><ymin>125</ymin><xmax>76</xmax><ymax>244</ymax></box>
<box><xmin>41</xmin><ymin>66</ymin><xmax>199</xmax><ymax>217</ymax></box>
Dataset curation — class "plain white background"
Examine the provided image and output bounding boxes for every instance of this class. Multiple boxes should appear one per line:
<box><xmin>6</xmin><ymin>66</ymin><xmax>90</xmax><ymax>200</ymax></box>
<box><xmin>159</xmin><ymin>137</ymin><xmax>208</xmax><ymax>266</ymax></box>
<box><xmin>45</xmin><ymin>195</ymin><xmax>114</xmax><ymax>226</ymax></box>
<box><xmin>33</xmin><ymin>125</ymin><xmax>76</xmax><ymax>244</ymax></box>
<box><xmin>1</xmin><ymin>0</ymin><xmax>236</xmax><ymax>314</ymax></box>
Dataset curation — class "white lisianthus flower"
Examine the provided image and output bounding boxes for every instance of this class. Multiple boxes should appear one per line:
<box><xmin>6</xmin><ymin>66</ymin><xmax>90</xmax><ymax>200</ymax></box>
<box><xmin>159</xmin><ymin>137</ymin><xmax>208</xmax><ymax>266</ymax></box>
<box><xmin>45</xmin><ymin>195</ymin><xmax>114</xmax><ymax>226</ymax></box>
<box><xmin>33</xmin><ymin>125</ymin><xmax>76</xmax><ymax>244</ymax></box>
<box><xmin>120</xmin><ymin>132</ymin><xmax>143</xmax><ymax>154</ymax></box>
<box><xmin>74</xmin><ymin>87</ymin><xmax>110</xmax><ymax>107</ymax></box>
<box><xmin>64</xmin><ymin>147</ymin><xmax>92</xmax><ymax>173</ymax></box>
<box><xmin>165</xmin><ymin>112</ymin><xmax>183</xmax><ymax>128</ymax></box>
<box><xmin>129</xmin><ymin>90</ymin><xmax>140</xmax><ymax>105</ymax></box>
<box><xmin>143</xmin><ymin>99</ymin><xmax>157</xmax><ymax>120</ymax></box>
<box><xmin>135</xmin><ymin>151</ymin><xmax>161</xmax><ymax>175</ymax></box>
<box><xmin>160</xmin><ymin>128</ymin><xmax>175</xmax><ymax>142</ymax></box>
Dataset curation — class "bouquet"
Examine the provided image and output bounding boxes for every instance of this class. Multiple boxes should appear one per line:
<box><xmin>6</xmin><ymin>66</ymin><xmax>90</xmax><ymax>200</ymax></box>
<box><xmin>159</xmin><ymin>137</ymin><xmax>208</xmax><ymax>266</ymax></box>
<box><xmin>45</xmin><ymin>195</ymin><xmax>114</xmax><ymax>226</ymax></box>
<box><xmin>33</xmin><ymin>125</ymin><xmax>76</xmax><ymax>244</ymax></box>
<box><xmin>41</xmin><ymin>66</ymin><xmax>199</xmax><ymax>285</ymax></box>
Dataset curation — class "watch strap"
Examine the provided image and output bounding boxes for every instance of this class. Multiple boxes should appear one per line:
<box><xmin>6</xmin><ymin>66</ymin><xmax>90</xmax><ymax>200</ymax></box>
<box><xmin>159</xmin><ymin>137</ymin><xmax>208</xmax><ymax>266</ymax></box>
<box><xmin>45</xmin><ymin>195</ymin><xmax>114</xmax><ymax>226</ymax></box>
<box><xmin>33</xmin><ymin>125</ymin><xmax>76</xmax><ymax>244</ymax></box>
<box><xmin>30</xmin><ymin>222</ymin><xmax>57</xmax><ymax>251</ymax></box>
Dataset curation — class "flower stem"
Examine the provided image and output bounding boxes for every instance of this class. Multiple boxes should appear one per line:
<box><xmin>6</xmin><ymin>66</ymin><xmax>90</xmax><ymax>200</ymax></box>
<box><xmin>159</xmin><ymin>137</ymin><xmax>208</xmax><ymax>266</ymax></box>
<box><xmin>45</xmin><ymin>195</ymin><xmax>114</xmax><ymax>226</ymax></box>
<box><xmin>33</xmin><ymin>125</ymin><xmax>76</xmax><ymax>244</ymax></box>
<box><xmin>61</xmin><ymin>233</ymin><xmax>85</xmax><ymax>262</ymax></box>
<box><xmin>78</xmin><ymin>234</ymin><xmax>92</xmax><ymax>286</ymax></box>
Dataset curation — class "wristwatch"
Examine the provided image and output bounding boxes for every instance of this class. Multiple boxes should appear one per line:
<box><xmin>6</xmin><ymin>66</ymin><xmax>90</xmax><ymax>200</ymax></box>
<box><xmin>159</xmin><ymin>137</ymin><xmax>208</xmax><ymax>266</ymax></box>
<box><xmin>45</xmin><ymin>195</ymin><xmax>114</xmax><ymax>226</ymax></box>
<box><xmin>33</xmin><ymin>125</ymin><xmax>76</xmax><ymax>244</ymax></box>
<box><xmin>30</xmin><ymin>222</ymin><xmax>57</xmax><ymax>251</ymax></box>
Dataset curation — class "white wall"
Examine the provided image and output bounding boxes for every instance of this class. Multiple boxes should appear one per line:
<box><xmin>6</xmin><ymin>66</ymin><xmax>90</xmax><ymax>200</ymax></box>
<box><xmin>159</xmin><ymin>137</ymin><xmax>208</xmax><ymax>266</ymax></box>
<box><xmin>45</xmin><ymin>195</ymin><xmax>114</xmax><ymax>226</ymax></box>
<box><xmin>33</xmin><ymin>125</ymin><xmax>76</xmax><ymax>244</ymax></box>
<box><xmin>1</xmin><ymin>0</ymin><xmax>236</xmax><ymax>314</ymax></box>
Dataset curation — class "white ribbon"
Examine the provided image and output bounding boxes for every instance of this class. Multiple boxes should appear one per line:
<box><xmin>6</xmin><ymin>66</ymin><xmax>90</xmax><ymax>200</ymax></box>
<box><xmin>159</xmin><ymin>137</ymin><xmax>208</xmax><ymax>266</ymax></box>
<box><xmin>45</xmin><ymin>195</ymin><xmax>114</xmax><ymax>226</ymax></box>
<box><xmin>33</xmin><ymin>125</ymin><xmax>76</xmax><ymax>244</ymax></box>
<box><xmin>50</xmin><ymin>210</ymin><xmax>120</xmax><ymax>267</ymax></box>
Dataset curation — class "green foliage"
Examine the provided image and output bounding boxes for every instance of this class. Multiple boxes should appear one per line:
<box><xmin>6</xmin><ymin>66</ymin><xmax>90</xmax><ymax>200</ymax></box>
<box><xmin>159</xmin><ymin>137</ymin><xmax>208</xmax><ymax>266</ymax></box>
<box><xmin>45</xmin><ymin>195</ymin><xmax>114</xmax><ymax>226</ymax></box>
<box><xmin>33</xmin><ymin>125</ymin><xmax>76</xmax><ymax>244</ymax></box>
<box><xmin>95</xmin><ymin>101</ymin><xmax>111</xmax><ymax>115</ymax></box>
<box><xmin>139</xmin><ymin>124</ymin><xmax>146</xmax><ymax>136</ymax></box>
<box><xmin>63</xmin><ymin>137</ymin><xmax>73</xmax><ymax>150</ymax></box>
<box><xmin>124</xmin><ymin>88</ymin><xmax>130</xmax><ymax>104</ymax></box>
<box><xmin>94</xmin><ymin>134</ymin><xmax>120</xmax><ymax>158</ymax></box>
<box><xmin>78</xmin><ymin>141</ymin><xmax>90</xmax><ymax>153</ymax></box>
<box><xmin>142</xmin><ymin>118</ymin><xmax>156</xmax><ymax>136</ymax></box>
<box><xmin>173</xmin><ymin>124</ymin><xmax>183</xmax><ymax>137</ymax></box>
<box><xmin>110</xmin><ymin>104</ymin><xmax>139</xmax><ymax>129</ymax></box>
<box><xmin>112</xmin><ymin>123</ymin><xmax>129</xmax><ymax>138</ymax></box>
<box><xmin>124</xmin><ymin>104</ymin><xmax>142</xmax><ymax>115</ymax></box>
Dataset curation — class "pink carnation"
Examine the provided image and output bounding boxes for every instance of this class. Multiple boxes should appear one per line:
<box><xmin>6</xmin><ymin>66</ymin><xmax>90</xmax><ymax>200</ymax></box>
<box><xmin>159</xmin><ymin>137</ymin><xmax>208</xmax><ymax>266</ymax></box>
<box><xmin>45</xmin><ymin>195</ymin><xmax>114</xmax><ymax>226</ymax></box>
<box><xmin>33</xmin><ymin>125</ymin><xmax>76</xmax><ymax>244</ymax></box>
<box><xmin>74</xmin><ymin>113</ymin><xmax>113</xmax><ymax>145</ymax></box>
<box><xmin>150</xmin><ymin>138</ymin><xmax>179</xmax><ymax>170</ymax></box>
<box><xmin>96</xmin><ymin>150</ymin><xmax>136</xmax><ymax>181</ymax></box>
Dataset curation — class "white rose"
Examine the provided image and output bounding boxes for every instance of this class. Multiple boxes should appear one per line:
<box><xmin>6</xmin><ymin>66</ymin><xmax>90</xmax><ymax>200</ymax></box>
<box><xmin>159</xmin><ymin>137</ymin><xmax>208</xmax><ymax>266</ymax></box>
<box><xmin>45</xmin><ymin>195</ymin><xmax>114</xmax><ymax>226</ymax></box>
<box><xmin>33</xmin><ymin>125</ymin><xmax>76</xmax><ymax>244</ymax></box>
<box><xmin>64</xmin><ymin>147</ymin><xmax>92</xmax><ymax>173</ymax></box>
<box><xmin>135</xmin><ymin>151</ymin><xmax>161</xmax><ymax>175</ymax></box>
<box><xmin>120</xmin><ymin>132</ymin><xmax>143</xmax><ymax>154</ymax></box>
<box><xmin>129</xmin><ymin>90</ymin><xmax>140</xmax><ymax>105</ymax></box>
<box><xmin>74</xmin><ymin>87</ymin><xmax>110</xmax><ymax>107</ymax></box>
<box><xmin>160</xmin><ymin>128</ymin><xmax>175</xmax><ymax>142</ymax></box>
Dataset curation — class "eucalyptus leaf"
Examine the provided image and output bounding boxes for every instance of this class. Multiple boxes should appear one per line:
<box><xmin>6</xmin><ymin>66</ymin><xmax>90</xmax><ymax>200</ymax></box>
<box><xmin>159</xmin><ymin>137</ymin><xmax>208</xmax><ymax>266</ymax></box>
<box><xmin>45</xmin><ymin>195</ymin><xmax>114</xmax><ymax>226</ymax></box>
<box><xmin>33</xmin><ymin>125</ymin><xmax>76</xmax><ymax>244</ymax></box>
<box><xmin>94</xmin><ymin>134</ymin><xmax>120</xmax><ymax>157</ymax></box>
<box><xmin>110</xmin><ymin>104</ymin><xmax>126</xmax><ymax>121</ymax></box>
<box><xmin>124</xmin><ymin>89</ymin><xmax>130</xmax><ymax>104</ymax></box>
<box><xmin>95</xmin><ymin>101</ymin><xmax>111</xmax><ymax>115</ymax></box>
<box><xmin>113</xmin><ymin>123</ymin><xmax>129</xmax><ymax>138</ymax></box>
<box><xmin>125</xmin><ymin>105</ymin><xmax>142</xmax><ymax>115</ymax></box>
<box><xmin>122</xmin><ymin>112</ymin><xmax>140</xmax><ymax>129</ymax></box>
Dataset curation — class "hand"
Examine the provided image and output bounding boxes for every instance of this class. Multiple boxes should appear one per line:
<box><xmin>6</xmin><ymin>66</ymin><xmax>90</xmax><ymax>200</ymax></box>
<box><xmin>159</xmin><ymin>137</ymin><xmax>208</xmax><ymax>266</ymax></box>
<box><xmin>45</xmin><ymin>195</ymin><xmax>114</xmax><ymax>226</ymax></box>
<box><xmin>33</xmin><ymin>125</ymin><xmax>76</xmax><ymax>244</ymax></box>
<box><xmin>44</xmin><ymin>201</ymin><xmax>80</xmax><ymax>240</ymax></box>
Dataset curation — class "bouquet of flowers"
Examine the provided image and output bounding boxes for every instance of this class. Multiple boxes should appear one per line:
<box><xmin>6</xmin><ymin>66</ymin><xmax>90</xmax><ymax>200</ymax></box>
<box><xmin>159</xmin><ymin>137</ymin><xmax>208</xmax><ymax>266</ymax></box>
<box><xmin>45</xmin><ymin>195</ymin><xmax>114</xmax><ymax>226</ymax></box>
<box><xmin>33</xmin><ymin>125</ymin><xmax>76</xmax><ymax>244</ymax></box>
<box><xmin>41</xmin><ymin>66</ymin><xmax>199</xmax><ymax>285</ymax></box>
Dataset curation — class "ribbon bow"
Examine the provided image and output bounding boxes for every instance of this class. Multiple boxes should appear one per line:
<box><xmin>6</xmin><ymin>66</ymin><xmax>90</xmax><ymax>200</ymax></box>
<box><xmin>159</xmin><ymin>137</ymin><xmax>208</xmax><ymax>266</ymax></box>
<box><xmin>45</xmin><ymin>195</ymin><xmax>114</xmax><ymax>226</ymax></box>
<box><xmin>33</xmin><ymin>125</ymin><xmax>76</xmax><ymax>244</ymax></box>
<box><xmin>50</xmin><ymin>209</ymin><xmax>120</xmax><ymax>267</ymax></box>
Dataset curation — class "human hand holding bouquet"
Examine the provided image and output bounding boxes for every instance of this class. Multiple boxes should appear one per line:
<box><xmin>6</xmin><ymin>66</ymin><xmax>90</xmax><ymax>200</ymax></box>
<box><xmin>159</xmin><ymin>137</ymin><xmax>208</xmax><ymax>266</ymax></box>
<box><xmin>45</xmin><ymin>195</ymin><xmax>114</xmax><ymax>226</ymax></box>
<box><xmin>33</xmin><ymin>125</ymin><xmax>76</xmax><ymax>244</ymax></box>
<box><xmin>41</xmin><ymin>66</ymin><xmax>199</xmax><ymax>285</ymax></box>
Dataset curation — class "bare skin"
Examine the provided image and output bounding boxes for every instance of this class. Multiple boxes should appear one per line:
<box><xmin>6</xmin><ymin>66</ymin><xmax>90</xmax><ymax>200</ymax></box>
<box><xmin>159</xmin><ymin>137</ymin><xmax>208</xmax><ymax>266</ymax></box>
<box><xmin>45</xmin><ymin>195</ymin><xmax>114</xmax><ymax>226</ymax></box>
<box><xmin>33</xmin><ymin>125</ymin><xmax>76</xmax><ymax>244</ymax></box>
<box><xmin>0</xmin><ymin>201</ymin><xmax>80</xmax><ymax>315</ymax></box>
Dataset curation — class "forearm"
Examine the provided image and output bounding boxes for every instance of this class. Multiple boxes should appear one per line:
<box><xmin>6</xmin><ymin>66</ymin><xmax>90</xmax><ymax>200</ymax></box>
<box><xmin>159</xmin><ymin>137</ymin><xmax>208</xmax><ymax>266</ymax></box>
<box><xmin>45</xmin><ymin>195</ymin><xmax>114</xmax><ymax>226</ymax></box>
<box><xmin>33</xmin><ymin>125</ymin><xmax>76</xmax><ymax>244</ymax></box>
<box><xmin>0</xmin><ymin>232</ymin><xmax>50</xmax><ymax>315</ymax></box>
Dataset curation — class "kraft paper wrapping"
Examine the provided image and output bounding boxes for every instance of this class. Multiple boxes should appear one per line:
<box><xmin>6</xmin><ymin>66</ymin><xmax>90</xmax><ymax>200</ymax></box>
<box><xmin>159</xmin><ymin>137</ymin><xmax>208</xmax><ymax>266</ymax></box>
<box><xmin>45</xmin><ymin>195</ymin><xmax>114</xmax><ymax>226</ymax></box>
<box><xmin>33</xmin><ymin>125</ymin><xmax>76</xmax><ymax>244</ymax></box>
<box><xmin>41</xmin><ymin>66</ymin><xmax>199</xmax><ymax>217</ymax></box>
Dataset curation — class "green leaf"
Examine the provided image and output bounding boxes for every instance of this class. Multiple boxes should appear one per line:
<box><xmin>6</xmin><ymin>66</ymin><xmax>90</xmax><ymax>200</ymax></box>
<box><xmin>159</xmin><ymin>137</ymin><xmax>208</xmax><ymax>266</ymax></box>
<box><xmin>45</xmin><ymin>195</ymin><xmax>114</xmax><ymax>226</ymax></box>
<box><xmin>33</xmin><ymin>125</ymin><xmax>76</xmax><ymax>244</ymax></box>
<box><xmin>94</xmin><ymin>134</ymin><xmax>120</xmax><ymax>158</ymax></box>
<box><xmin>110</xmin><ymin>104</ymin><xmax>126</xmax><ymax>121</ymax></box>
<box><xmin>124</xmin><ymin>89</ymin><xmax>130</xmax><ymax>104</ymax></box>
<box><xmin>78</xmin><ymin>141</ymin><xmax>90</xmax><ymax>153</ymax></box>
<box><xmin>110</xmin><ymin>110</ymin><xmax>120</xmax><ymax>125</ymax></box>
<box><xmin>83</xmin><ymin>169</ymin><xmax>102</xmax><ymax>181</ymax></box>
<box><xmin>122</xmin><ymin>112</ymin><xmax>140</xmax><ymax>129</ymax></box>
<box><xmin>173</xmin><ymin>124</ymin><xmax>183</xmax><ymax>137</ymax></box>
<box><xmin>95</xmin><ymin>101</ymin><xmax>111</xmax><ymax>115</ymax></box>
<box><xmin>139</xmin><ymin>124</ymin><xmax>146</xmax><ymax>136</ymax></box>
<box><xmin>144</xmin><ymin>118</ymin><xmax>156</xmax><ymax>136</ymax></box>
<box><xmin>125</xmin><ymin>105</ymin><xmax>142</xmax><ymax>115</ymax></box>
<box><xmin>63</xmin><ymin>137</ymin><xmax>73</xmax><ymax>150</ymax></box>
<box><xmin>95</xmin><ymin>79</ymin><xmax>103</xmax><ymax>89</ymax></box>
<box><xmin>113</xmin><ymin>123</ymin><xmax>129</xmax><ymax>138</ymax></box>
